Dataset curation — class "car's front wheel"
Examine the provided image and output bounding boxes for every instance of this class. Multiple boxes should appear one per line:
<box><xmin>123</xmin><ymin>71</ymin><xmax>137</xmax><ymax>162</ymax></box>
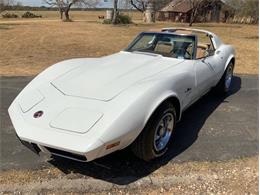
<box><xmin>131</xmin><ymin>102</ymin><xmax>176</xmax><ymax>161</ymax></box>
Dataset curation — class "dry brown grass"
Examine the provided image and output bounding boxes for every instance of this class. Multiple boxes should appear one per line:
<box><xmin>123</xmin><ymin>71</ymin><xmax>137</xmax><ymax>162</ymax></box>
<box><xmin>0</xmin><ymin>11</ymin><xmax>258</xmax><ymax>76</ymax></box>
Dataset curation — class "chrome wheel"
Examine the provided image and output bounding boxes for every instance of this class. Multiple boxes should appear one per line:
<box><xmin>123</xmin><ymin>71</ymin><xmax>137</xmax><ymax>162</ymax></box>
<box><xmin>153</xmin><ymin>113</ymin><xmax>174</xmax><ymax>152</ymax></box>
<box><xmin>225</xmin><ymin>65</ymin><xmax>233</xmax><ymax>90</ymax></box>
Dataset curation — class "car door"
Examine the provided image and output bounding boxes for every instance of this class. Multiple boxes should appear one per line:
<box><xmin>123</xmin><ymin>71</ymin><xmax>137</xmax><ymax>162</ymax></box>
<box><xmin>195</xmin><ymin>54</ymin><xmax>226</xmax><ymax>98</ymax></box>
<box><xmin>202</xmin><ymin>49</ymin><xmax>226</xmax><ymax>84</ymax></box>
<box><xmin>179</xmin><ymin>61</ymin><xmax>197</xmax><ymax>111</ymax></box>
<box><xmin>193</xmin><ymin>33</ymin><xmax>221</xmax><ymax>98</ymax></box>
<box><xmin>194</xmin><ymin>58</ymin><xmax>216</xmax><ymax>98</ymax></box>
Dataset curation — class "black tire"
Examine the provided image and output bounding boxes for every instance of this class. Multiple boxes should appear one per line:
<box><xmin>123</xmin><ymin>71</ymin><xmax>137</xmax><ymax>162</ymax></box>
<box><xmin>131</xmin><ymin>101</ymin><xmax>176</xmax><ymax>161</ymax></box>
<box><xmin>215</xmin><ymin>62</ymin><xmax>234</xmax><ymax>95</ymax></box>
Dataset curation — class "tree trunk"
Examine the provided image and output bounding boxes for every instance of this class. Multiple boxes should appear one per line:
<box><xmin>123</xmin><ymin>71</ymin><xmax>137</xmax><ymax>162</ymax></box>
<box><xmin>189</xmin><ymin>9</ymin><xmax>197</xmax><ymax>26</ymax></box>
<box><xmin>112</xmin><ymin>0</ymin><xmax>118</xmax><ymax>24</ymax></box>
<box><xmin>59</xmin><ymin>9</ymin><xmax>63</xmax><ymax>20</ymax></box>
<box><xmin>64</xmin><ymin>3</ymin><xmax>73</xmax><ymax>21</ymax></box>
<box><xmin>64</xmin><ymin>9</ymin><xmax>69</xmax><ymax>21</ymax></box>
<box><xmin>189</xmin><ymin>18</ymin><xmax>193</xmax><ymax>26</ymax></box>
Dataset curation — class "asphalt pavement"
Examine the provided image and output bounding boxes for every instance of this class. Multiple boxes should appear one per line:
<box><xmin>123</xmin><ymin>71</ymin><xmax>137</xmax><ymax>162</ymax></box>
<box><xmin>0</xmin><ymin>74</ymin><xmax>258</xmax><ymax>184</ymax></box>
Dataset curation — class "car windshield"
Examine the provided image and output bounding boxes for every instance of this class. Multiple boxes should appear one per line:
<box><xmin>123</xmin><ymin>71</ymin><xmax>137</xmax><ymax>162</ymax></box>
<box><xmin>126</xmin><ymin>33</ymin><xmax>195</xmax><ymax>60</ymax></box>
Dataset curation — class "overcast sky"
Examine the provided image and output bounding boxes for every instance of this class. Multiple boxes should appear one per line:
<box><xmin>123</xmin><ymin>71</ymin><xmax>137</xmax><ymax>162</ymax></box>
<box><xmin>19</xmin><ymin>0</ymin><xmax>113</xmax><ymax>7</ymax></box>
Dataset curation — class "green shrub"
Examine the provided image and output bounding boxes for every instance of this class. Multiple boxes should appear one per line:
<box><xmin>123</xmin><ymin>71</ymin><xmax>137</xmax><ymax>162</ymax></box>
<box><xmin>117</xmin><ymin>14</ymin><xmax>132</xmax><ymax>24</ymax></box>
<box><xmin>103</xmin><ymin>19</ymin><xmax>112</xmax><ymax>24</ymax></box>
<box><xmin>22</xmin><ymin>11</ymin><xmax>42</xmax><ymax>18</ymax></box>
<box><xmin>2</xmin><ymin>12</ymin><xmax>19</xmax><ymax>18</ymax></box>
<box><xmin>103</xmin><ymin>14</ymin><xmax>132</xmax><ymax>25</ymax></box>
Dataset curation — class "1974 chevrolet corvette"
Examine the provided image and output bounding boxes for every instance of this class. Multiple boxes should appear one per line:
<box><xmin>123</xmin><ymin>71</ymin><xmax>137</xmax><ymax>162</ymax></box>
<box><xmin>9</xmin><ymin>28</ymin><xmax>235</xmax><ymax>162</ymax></box>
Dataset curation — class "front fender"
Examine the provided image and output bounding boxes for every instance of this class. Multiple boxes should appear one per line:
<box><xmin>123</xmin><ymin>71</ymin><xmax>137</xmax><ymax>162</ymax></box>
<box><xmin>144</xmin><ymin>91</ymin><xmax>181</xmax><ymax>126</ymax></box>
<box><xmin>97</xmin><ymin>79</ymin><xmax>182</xmax><ymax>152</ymax></box>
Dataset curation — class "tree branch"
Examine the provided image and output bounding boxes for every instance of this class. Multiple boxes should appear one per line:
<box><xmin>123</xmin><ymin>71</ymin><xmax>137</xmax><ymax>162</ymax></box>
<box><xmin>130</xmin><ymin>0</ymin><xmax>145</xmax><ymax>12</ymax></box>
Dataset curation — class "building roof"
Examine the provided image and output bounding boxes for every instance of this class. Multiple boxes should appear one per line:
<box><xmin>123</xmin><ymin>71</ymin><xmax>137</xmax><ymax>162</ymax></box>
<box><xmin>160</xmin><ymin>0</ymin><xmax>192</xmax><ymax>13</ymax></box>
<box><xmin>160</xmin><ymin>0</ymin><xmax>225</xmax><ymax>13</ymax></box>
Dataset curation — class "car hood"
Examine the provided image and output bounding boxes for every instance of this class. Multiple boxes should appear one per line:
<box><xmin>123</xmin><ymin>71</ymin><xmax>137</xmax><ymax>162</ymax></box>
<box><xmin>51</xmin><ymin>51</ymin><xmax>184</xmax><ymax>101</ymax></box>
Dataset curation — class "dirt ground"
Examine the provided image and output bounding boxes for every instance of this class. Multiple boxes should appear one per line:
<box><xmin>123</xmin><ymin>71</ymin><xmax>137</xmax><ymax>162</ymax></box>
<box><xmin>0</xmin><ymin>11</ymin><xmax>259</xmax><ymax>76</ymax></box>
<box><xmin>0</xmin><ymin>156</ymin><xmax>258</xmax><ymax>194</ymax></box>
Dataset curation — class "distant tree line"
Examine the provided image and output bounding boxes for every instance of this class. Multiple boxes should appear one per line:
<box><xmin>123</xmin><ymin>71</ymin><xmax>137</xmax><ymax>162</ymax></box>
<box><xmin>225</xmin><ymin>0</ymin><xmax>258</xmax><ymax>23</ymax></box>
<box><xmin>1</xmin><ymin>0</ymin><xmax>258</xmax><ymax>24</ymax></box>
<box><xmin>0</xmin><ymin>0</ymin><xmax>16</xmax><ymax>13</ymax></box>
<box><xmin>42</xmin><ymin>0</ymin><xmax>100</xmax><ymax>21</ymax></box>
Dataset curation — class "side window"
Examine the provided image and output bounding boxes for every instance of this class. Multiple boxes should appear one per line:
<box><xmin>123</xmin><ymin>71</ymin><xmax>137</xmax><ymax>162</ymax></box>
<box><xmin>196</xmin><ymin>33</ymin><xmax>215</xmax><ymax>59</ymax></box>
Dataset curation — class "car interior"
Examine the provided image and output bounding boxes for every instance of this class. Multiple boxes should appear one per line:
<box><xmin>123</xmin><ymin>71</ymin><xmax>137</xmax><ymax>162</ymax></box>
<box><xmin>127</xmin><ymin>34</ymin><xmax>195</xmax><ymax>59</ymax></box>
<box><xmin>127</xmin><ymin>31</ymin><xmax>215</xmax><ymax>60</ymax></box>
<box><xmin>174</xmin><ymin>30</ymin><xmax>215</xmax><ymax>59</ymax></box>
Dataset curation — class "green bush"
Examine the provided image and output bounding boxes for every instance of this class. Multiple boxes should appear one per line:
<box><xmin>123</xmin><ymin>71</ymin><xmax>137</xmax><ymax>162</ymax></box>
<box><xmin>102</xmin><ymin>19</ymin><xmax>112</xmax><ymax>24</ymax></box>
<box><xmin>22</xmin><ymin>11</ymin><xmax>42</xmax><ymax>18</ymax></box>
<box><xmin>103</xmin><ymin>14</ymin><xmax>132</xmax><ymax>25</ymax></box>
<box><xmin>117</xmin><ymin>14</ymin><xmax>132</xmax><ymax>24</ymax></box>
<box><xmin>2</xmin><ymin>12</ymin><xmax>19</xmax><ymax>18</ymax></box>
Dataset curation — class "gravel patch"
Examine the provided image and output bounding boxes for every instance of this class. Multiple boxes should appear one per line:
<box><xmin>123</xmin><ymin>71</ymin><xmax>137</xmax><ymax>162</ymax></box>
<box><xmin>0</xmin><ymin>156</ymin><xmax>258</xmax><ymax>194</ymax></box>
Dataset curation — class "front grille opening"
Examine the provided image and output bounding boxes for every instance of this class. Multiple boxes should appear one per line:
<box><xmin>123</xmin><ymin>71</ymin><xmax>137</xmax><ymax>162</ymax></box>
<box><xmin>45</xmin><ymin>146</ymin><xmax>87</xmax><ymax>161</ymax></box>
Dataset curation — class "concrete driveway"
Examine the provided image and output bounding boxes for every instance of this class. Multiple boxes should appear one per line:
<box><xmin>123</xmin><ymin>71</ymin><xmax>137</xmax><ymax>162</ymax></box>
<box><xmin>0</xmin><ymin>74</ymin><xmax>258</xmax><ymax>185</ymax></box>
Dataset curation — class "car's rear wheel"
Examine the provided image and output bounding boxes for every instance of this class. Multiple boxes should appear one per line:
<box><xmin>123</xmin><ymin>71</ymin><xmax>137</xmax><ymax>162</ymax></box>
<box><xmin>215</xmin><ymin>62</ymin><xmax>234</xmax><ymax>95</ymax></box>
<box><xmin>131</xmin><ymin>101</ymin><xmax>176</xmax><ymax>161</ymax></box>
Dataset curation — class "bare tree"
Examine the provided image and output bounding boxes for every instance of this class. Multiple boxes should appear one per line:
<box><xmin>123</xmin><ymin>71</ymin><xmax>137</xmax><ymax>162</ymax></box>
<box><xmin>43</xmin><ymin>0</ymin><xmax>99</xmax><ymax>21</ymax></box>
<box><xmin>0</xmin><ymin>0</ymin><xmax>14</xmax><ymax>13</ymax></box>
<box><xmin>129</xmin><ymin>0</ymin><xmax>146</xmax><ymax>13</ymax></box>
<box><xmin>129</xmin><ymin>0</ymin><xmax>170</xmax><ymax>22</ymax></box>
<box><xmin>129</xmin><ymin>0</ymin><xmax>154</xmax><ymax>22</ymax></box>
<box><xmin>188</xmin><ymin>0</ymin><xmax>221</xmax><ymax>26</ymax></box>
<box><xmin>242</xmin><ymin>0</ymin><xmax>258</xmax><ymax>23</ymax></box>
<box><xmin>44</xmin><ymin>0</ymin><xmax>66</xmax><ymax>19</ymax></box>
<box><xmin>226</xmin><ymin>0</ymin><xmax>258</xmax><ymax>23</ymax></box>
<box><xmin>188</xmin><ymin>0</ymin><xmax>204</xmax><ymax>26</ymax></box>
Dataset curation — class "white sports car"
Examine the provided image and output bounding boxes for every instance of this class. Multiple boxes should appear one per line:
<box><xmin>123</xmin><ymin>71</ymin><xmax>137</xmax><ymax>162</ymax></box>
<box><xmin>9</xmin><ymin>28</ymin><xmax>235</xmax><ymax>162</ymax></box>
